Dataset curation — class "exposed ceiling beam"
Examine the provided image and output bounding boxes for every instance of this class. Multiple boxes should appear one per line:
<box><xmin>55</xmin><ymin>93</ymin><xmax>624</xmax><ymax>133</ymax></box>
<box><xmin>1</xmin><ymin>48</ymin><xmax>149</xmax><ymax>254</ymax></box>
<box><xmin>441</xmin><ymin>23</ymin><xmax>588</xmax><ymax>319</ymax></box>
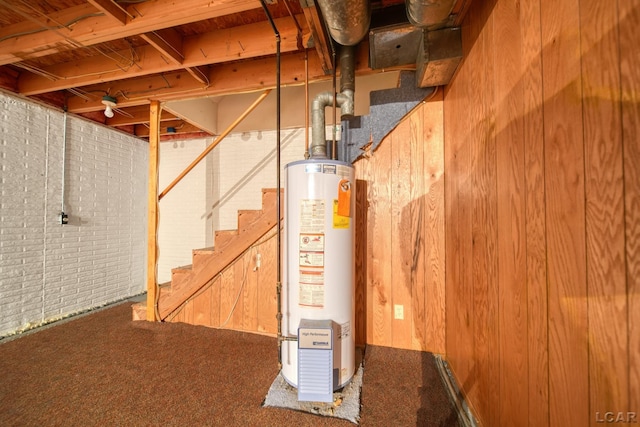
<box><xmin>135</xmin><ymin>120</ymin><xmax>205</xmax><ymax>137</ymax></box>
<box><xmin>300</xmin><ymin>1</ymin><xmax>333</xmax><ymax>73</ymax></box>
<box><xmin>140</xmin><ymin>29</ymin><xmax>184</xmax><ymax>65</ymax></box>
<box><xmin>0</xmin><ymin>0</ymin><xmax>262</xmax><ymax>65</ymax></box>
<box><xmin>105</xmin><ymin>105</ymin><xmax>178</xmax><ymax>126</ymax></box>
<box><xmin>184</xmin><ymin>66</ymin><xmax>211</xmax><ymax>85</ymax></box>
<box><xmin>140</xmin><ymin>29</ymin><xmax>206</xmax><ymax>86</ymax></box>
<box><xmin>87</xmin><ymin>0</ymin><xmax>129</xmax><ymax>25</ymax></box>
<box><xmin>18</xmin><ymin>16</ymin><xmax>305</xmax><ymax>96</ymax></box>
<box><xmin>65</xmin><ymin>44</ymin><xmax>399</xmax><ymax>114</ymax></box>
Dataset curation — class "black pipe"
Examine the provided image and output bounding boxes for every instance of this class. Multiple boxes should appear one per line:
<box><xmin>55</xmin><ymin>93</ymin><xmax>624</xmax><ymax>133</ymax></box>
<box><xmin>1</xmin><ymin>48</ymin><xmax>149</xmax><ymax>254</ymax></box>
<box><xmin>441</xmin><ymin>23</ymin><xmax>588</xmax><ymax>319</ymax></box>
<box><xmin>259</xmin><ymin>0</ymin><xmax>283</xmax><ymax>370</ymax></box>
<box><xmin>332</xmin><ymin>47</ymin><xmax>337</xmax><ymax>160</ymax></box>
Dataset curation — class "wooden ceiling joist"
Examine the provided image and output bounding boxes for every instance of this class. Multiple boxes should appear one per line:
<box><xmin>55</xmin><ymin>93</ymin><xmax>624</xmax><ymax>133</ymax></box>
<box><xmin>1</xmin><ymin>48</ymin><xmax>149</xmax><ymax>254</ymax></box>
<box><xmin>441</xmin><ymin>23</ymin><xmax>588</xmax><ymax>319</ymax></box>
<box><xmin>87</xmin><ymin>0</ymin><xmax>129</xmax><ymax>25</ymax></box>
<box><xmin>105</xmin><ymin>105</ymin><xmax>178</xmax><ymax>126</ymax></box>
<box><xmin>184</xmin><ymin>66</ymin><xmax>211</xmax><ymax>86</ymax></box>
<box><xmin>65</xmin><ymin>45</ymin><xmax>373</xmax><ymax>114</ymax></box>
<box><xmin>135</xmin><ymin>120</ymin><xmax>204</xmax><ymax>138</ymax></box>
<box><xmin>140</xmin><ymin>29</ymin><xmax>184</xmax><ymax>65</ymax></box>
<box><xmin>0</xmin><ymin>0</ymin><xmax>262</xmax><ymax>65</ymax></box>
<box><xmin>300</xmin><ymin>1</ymin><xmax>333</xmax><ymax>73</ymax></box>
<box><xmin>18</xmin><ymin>15</ymin><xmax>305</xmax><ymax>96</ymax></box>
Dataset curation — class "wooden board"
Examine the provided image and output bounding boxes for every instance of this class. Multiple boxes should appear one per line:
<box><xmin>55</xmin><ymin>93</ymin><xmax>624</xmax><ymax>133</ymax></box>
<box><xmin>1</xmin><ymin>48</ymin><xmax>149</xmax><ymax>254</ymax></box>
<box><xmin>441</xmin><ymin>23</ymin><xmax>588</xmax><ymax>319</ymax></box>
<box><xmin>231</xmin><ymin>259</ymin><xmax>245</xmax><ymax>329</ymax></box>
<box><xmin>369</xmin><ymin>132</ymin><xmax>393</xmax><ymax>346</ymax></box>
<box><xmin>146</xmin><ymin>100</ymin><xmax>161</xmax><ymax>321</ymax></box>
<box><xmin>219</xmin><ymin>264</ymin><xmax>236</xmax><ymax>328</ymax></box>
<box><xmin>193</xmin><ymin>285</ymin><xmax>213</xmax><ymax>327</ymax></box>
<box><xmin>540</xmin><ymin>0</ymin><xmax>589</xmax><ymax>424</ymax></box>
<box><xmin>182</xmin><ymin>299</ymin><xmax>194</xmax><ymax>324</ymax></box>
<box><xmin>493</xmin><ymin>0</ymin><xmax>528</xmax><ymax>424</ymax></box>
<box><xmin>422</xmin><ymin>94</ymin><xmax>446</xmax><ymax>355</ymax></box>
<box><xmin>209</xmin><ymin>275</ymin><xmax>222</xmax><ymax>328</ymax></box>
<box><xmin>620</xmin><ymin>0</ymin><xmax>640</xmax><ymax>417</ymax></box>
<box><xmin>580</xmin><ymin>0</ymin><xmax>629</xmax><ymax>420</ymax></box>
<box><xmin>409</xmin><ymin>102</ymin><xmax>427</xmax><ymax>352</ymax></box>
<box><xmin>391</xmin><ymin>114</ymin><xmax>413</xmax><ymax>349</ymax></box>
<box><xmin>257</xmin><ymin>234</ymin><xmax>277</xmax><ymax>335</ymax></box>
<box><xmin>520</xmin><ymin>0</ymin><xmax>549</xmax><ymax>424</ymax></box>
<box><xmin>354</xmin><ymin>179</ymin><xmax>368</xmax><ymax>347</ymax></box>
<box><xmin>242</xmin><ymin>248</ymin><xmax>258</xmax><ymax>332</ymax></box>
<box><xmin>443</xmin><ymin>39</ymin><xmax>467</xmax><ymax>406</ymax></box>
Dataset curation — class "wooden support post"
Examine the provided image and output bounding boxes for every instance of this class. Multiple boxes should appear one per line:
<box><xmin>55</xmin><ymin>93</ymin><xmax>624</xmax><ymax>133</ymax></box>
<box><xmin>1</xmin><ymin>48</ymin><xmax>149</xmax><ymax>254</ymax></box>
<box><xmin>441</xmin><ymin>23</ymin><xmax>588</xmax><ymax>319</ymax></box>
<box><xmin>146</xmin><ymin>100</ymin><xmax>161</xmax><ymax>321</ymax></box>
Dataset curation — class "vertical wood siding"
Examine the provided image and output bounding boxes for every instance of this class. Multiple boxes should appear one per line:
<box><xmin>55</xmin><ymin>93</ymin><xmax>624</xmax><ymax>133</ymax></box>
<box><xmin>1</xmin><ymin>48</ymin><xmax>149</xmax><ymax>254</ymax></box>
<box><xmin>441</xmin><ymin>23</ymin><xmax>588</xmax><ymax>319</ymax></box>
<box><xmin>443</xmin><ymin>0</ymin><xmax>639</xmax><ymax>425</ymax></box>
<box><xmin>354</xmin><ymin>94</ymin><xmax>447</xmax><ymax>354</ymax></box>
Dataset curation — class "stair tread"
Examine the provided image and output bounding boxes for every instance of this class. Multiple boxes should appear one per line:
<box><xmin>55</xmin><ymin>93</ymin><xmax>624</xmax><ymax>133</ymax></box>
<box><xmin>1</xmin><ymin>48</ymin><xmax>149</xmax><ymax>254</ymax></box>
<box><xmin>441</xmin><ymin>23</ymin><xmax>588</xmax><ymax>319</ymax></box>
<box><xmin>137</xmin><ymin>187</ymin><xmax>284</xmax><ymax>323</ymax></box>
<box><xmin>159</xmin><ymin>195</ymin><xmax>282</xmax><ymax>319</ymax></box>
<box><xmin>193</xmin><ymin>246</ymin><xmax>215</xmax><ymax>253</ymax></box>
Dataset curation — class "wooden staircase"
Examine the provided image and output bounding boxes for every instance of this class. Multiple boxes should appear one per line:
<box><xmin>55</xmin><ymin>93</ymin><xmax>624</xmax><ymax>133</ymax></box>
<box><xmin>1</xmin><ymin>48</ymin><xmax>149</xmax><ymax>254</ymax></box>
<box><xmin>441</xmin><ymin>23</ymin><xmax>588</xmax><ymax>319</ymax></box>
<box><xmin>132</xmin><ymin>188</ymin><xmax>282</xmax><ymax>324</ymax></box>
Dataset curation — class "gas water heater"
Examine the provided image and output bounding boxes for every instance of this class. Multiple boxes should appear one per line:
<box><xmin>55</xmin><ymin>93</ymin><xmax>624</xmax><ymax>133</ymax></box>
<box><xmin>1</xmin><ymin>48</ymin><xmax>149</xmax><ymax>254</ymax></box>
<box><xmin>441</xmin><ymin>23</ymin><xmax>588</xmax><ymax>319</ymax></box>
<box><xmin>281</xmin><ymin>158</ymin><xmax>356</xmax><ymax>397</ymax></box>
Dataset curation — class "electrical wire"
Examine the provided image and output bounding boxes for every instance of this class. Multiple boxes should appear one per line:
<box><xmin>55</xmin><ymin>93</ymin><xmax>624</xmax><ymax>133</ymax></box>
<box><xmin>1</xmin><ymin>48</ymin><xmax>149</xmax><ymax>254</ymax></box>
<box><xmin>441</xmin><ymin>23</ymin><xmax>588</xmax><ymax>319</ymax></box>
<box><xmin>0</xmin><ymin>0</ymin><xmax>103</xmax><ymax>46</ymax></box>
<box><xmin>14</xmin><ymin>40</ymin><xmax>141</xmax><ymax>82</ymax></box>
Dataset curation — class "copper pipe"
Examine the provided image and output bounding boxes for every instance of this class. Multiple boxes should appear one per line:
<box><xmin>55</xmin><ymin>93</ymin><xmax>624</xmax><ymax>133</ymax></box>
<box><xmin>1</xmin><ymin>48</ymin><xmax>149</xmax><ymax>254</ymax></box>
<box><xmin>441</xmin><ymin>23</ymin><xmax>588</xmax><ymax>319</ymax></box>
<box><xmin>304</xmin><ymin>50</ymin><xmax>310</xmax><ymax>159</ymax></box>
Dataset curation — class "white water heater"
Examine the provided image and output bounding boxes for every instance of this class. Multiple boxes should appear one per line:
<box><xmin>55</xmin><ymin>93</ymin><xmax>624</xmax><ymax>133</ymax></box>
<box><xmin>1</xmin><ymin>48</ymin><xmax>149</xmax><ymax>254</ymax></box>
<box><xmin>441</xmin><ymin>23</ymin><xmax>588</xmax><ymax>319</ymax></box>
<box><xmin>281</xmin><ymin>159</ymin><xmax>356</xmax><ymax>390</ymax></box>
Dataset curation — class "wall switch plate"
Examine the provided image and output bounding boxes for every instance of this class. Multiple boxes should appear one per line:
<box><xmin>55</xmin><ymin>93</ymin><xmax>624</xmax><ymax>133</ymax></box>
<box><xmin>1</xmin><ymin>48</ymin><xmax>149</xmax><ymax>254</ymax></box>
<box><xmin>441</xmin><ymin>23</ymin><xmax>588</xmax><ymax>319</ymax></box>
<box><xmin>394</xmin><ymin>304</ymin><xmax>404</xmax><ymax>320</ymax></box>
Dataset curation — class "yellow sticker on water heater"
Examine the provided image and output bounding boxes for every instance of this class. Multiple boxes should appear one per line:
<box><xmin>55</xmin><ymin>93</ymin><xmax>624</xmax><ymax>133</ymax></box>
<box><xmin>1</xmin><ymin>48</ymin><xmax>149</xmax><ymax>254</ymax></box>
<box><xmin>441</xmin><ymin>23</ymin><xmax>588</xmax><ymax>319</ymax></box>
<box><xmin>333</xmin><ymin>200</ymin><xmax>350</xmax><ymax>229</ymax></box>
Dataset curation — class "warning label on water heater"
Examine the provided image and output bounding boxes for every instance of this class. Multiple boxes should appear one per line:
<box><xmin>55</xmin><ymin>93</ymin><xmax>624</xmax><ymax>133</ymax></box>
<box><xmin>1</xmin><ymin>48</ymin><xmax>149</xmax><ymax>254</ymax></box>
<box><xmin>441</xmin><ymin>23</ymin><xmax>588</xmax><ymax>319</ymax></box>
<box><xmin>298</xmin><ymin>201</ymin><xmax>328</xmax><ymax>307</ymax></box>
<box><xmin>299</xmin><ymin>234</ymin><xmax>324</xmax><ymax>252</ymax></box>
<box><xmin>298</xmin><ymin>233</ymin><xmax>325</xmax><ymax>307</ymax></box>
<box><xmin>299</xmin><ymin>271</ymin><xmax>325</xmax><ymax>308</ymax></box>
<box><xmin>300</xmin><ymin>199</ymin><xmax>325</xmax><ymax>234</ymax></box>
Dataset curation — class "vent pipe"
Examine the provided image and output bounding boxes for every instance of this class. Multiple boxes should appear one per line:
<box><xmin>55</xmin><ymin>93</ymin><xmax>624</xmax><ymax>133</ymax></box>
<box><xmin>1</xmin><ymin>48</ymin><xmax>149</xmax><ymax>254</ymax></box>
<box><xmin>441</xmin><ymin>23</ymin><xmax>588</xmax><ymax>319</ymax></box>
<box><xmin>315</xmin><ymin>0</ymin><xmax>371</xmax><ymax>46</ymax></box>
<box><xmin>405</xmin><ymin>0</ymin><xmax>456</xmax><ymax>28</ymax></box>
<box><xmin>310</xmin><ymin>45</ymin><xmax>356</xmax><ymax>159</ymax></box>
<box><xmin>308</xmin><ymin>0</ymin><xmax>369</xmax><ymax>159</ymax></box>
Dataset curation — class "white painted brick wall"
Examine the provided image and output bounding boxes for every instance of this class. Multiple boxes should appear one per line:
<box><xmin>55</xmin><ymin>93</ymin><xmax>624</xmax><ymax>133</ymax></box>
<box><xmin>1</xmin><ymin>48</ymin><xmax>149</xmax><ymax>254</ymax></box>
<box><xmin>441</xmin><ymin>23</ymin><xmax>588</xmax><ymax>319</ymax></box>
<box><xmin>156</xmin><ymin>138</ymin><xmax>209</xmax><ymax>283</ymax></box>
<box><xmin>212</xmin><ymin>128</ymin><xmax>304</xmax><ymax>231</ymax></box>
<box><xmin>0</xmin><ymin>91</ymin><xmax>147</xmax><ymax>337</ymax></box>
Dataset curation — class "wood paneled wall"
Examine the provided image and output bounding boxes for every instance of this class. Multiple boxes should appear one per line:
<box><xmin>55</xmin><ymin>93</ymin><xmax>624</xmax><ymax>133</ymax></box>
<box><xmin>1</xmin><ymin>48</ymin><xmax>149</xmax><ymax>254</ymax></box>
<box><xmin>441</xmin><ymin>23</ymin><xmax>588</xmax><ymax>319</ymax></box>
<box><xmin>353</xmin><ymin>92</ymin><xmax>446</xmax><ymax>354</ymax></box>
<box><xmin>169</xmin><ymin>231</ymin><xmax>278</xmax><ymax>335</ymax></box>
<box><xmin>443</xmin><ymin>0</ymin><xmax>640</xmax><ymax>425</ymax></box>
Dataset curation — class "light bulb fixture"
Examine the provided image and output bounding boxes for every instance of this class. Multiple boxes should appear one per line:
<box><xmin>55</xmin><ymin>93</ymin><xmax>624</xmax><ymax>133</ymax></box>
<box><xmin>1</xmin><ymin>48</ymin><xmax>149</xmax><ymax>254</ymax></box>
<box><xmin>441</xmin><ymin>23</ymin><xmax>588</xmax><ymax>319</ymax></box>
<box><xmin>101</xmin><ymin>95</ymin><xmax>117</xmax><ymax>118</ymax></box>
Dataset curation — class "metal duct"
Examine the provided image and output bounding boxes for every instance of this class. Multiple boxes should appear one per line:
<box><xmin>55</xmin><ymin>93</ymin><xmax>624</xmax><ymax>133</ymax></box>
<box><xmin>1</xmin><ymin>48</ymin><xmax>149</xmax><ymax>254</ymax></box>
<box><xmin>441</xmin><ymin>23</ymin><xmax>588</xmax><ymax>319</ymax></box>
<box><xmin>405</xmin><ymin>0</ymin><xmax>456</xmax><ymax>28</ymax></box>
<box><xmin>316</xmin><ymin>0</ymin><xmax>371</xmax><ymax>46</ymax></box>
<box><xmin>310</xmin><ymin>46</ymin><xmax>355</xmax><ymax>159</ymax></box>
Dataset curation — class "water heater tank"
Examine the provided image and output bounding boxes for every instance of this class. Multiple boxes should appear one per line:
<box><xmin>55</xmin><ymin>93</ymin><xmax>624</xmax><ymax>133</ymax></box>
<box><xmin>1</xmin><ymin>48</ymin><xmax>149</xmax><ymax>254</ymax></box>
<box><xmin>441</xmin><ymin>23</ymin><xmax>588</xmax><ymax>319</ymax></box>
<box><xmin>281</xmin><ymin>159</ymin><xmax>356</xmax><ymax>389</ymax></box>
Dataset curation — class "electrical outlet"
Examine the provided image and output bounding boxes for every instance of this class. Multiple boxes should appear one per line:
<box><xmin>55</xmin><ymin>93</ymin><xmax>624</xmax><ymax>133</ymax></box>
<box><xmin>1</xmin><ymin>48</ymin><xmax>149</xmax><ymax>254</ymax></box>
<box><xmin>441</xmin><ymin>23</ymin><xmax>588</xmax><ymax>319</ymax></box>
<box><xmin>394</xmin><ymin>304</ymin><xmax>404</xmax><ymax>320</ymax></box>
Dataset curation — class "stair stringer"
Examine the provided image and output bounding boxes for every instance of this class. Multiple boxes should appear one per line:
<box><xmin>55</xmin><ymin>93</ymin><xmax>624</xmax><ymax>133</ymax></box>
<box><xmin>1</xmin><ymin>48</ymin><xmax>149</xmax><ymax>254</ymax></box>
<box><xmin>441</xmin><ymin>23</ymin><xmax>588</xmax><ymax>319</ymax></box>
<box><xmin>168</xmin><ymin>229</ymin><xmax>279</xmax><ymax>334</ymax></box>
<box><xmin>132</xmin><ymin>188</ymin><xmax>282</xmax><ymax>332</ymax></box>
<box><xmin>157</xmin><ymin>189</ymin><xmax>283</xmax><ymax>320</ymax></box>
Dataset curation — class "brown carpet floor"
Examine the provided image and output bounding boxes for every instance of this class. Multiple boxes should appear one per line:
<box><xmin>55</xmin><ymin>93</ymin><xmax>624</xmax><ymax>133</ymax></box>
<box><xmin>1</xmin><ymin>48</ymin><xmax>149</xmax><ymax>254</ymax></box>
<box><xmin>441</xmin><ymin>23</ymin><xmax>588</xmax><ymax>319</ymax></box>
<box><xmin>0</xmin><ymin>302</ymin><xmax>460</xmax><ymax>427</ymax></box>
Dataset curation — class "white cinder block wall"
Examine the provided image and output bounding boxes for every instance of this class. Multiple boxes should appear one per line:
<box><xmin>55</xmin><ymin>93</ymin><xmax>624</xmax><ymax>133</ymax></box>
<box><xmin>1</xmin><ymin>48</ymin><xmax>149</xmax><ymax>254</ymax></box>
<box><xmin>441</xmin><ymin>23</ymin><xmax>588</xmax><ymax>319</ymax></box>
<box><xmin>0</xmin><ymin>91</ymin><xmax>147</xmax><ymax>337</ymax></box>
<box><xmin>156</xmin><ymin>128</ymin><xmax>305</xmax><ymax>283</ymax></box>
